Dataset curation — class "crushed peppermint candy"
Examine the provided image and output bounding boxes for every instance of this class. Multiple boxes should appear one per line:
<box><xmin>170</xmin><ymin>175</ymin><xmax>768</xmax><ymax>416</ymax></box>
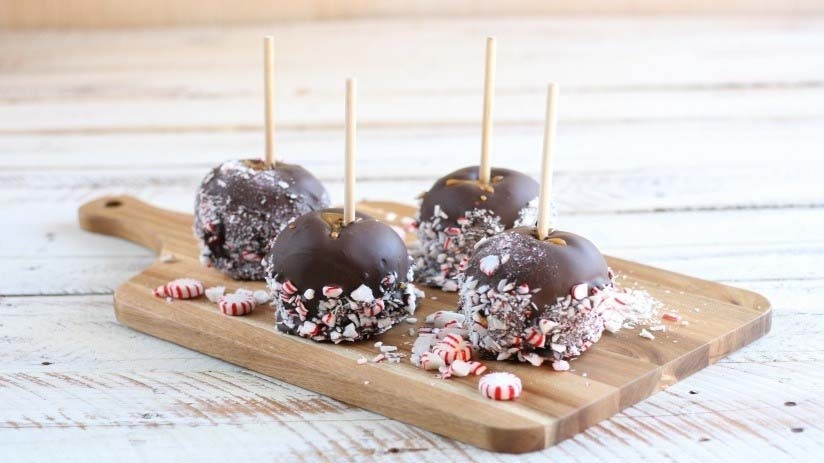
<box><xmin>267</xmin><ymin>268</ymin><xmax>422</xmax><ymax>343</ymax></box>
<box><xmin>204</xmin><ymin>286</ymin><xmax>226</xmax><ymax>302</ymax></box>
<box><xmin>253</xmin><ymin>290</ymin><xmax>272</xmax><ymax>304</ymax></box>
<box><xmin>639</xmin><ymin>328</ymin><xmax>656</xmax><ymax>340</ymax></box>
<box><xmin>413</xmin><ymin>199</ymin><xmax>538</xmax><ymax>291</ymax></box>
<box><xmin>662</xmin><ymin>312</ymin><xmax>683</xmax><ymax>323</ymax></box>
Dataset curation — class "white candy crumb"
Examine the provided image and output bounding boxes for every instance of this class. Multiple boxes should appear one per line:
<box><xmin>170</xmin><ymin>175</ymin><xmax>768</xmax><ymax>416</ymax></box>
<box><xmin>406</xmin><ymin>317</ymin><xmax>418</xmax><ymax>323</ymax></box>
<box><xmin>253</xmin><ymin>290</ymin><xmax>271</xmax><ymax>304</ymax></box>
<box><xmin>639</xmin><ymin>329</ymin><xmax>656</xmax><ymax>340</ymax></box>
<box><xmin>277</xmin><ymin>180</ymin><xmax>290</xmax><ymax>189</ymax></box>
<box><xmin>303</xmin><ymin>288</ymin><xmax>315</xmax><ymax>300</ymax></box>
<box><xmin>380</xmin><ymin>345</ymin><xmax>398</xmax><ymax>353</ymax></box>
<box><xmin>356</xmin><ymin>357</ymin><xmax>368</xmax><ymax>365</ymax></box>
<box><xmin>350</xmin><ymin>284</ymin><xmax>375</xmax><ymax>303</ymax></box>
<box><xmin>450</xmin><ymin>360</ymin><xmax>471</xmax><ymax>377</ymax></box>
<box><xmin>374</xmin><ymin>341</ymin><xmax>383</xmax><ymax>348</ymax></box>
<box><xmin>235</xmin><ymin>288</ymin><xmax>254</xmax><ymax>298</ymax></box>
<box><xmin>552</xmin><ymin>360</ymin><xmax>570</xmax><ymax>371</ymax></box>
<box><xmin>479</xmin><ymin>255</ymin><xmax>501</xmax><ymax>276</ymax></box>
<box><xmin>204</xmin><ymin>286</ymin><xmax>226</xmax><ymax>302</ymax></box>
<box><xmin>160</xmin><ymin>253</ymin><xmax>176</xmax><ymax>263</ymax></box>
<box><xmin>441</xmin><ymin>280</ymin><xmax>459</xmax><ymax>292</ymax></box>
<box><xmin>649</xmin><ymin>325</ymin><xmax>666</xmax><ymax>332</ymax></box>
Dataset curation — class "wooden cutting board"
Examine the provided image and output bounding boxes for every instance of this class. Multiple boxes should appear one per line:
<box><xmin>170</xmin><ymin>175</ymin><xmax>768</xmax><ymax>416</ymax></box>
<box><xmin>78</xmin><ymin>195</ymin><xmax>771</xmax><ymax>454</ymax></box>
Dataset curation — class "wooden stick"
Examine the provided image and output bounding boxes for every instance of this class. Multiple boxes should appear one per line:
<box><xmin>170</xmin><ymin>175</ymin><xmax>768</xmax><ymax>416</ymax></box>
<box><xmin>263</xmin><ymin>36</ymin><xmax>275</xmax><ymax>166</ymax></box>
<box><xmin>479</xmin><ymin>36</ymin><xmax>496</xmax><ymax>185</ymax></box>
<box><xmin>344</xmin><ymin>78</ymin><xmax>357</xmax><ymax>225</ymax></box>
<box><xmin>537</xmin><ymin>83</ymin><xmax>559</xmax><ymax>240</ymax></box>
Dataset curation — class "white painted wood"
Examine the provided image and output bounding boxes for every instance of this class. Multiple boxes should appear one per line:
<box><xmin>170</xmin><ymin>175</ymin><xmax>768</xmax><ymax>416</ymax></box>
<box><xmin>0</xmin><ymin>287</ymin><xmax>820</xmax><ymax>461</ymax></box>
<box><xmin>1</xmin><ymin>16</ymin><xmax>822</xmax><ymax>461</ymax></box>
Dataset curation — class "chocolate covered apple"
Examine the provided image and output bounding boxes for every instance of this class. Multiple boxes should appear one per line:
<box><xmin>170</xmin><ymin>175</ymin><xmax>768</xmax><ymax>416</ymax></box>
<box><xmin>415</xmin><ymin>166</ymin><xmax>539</xmax><ymax>291</ymax></box>
<box><xmin>263</xmin><ymin>208</ymin><xmax>418</xmax><ymax>342</ymax></box>
<box><xmin>194</xmin><ymin>159</ymin><xmax>329</xmax><ymax>280</ymax></box>
<box><xmin>458</xmin><ymin>226</ymin><xmax>619</xmax><ymax>369</ymax></box>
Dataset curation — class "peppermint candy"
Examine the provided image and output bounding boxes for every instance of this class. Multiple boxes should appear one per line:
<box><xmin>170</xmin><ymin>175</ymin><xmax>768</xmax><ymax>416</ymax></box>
<box><xmin>219</xmin><ymin>293</ymin><xmax>256</xmax><ymax>316</ymax></box>
<box><xmin>479</xmin><ymin>372</ymin><xmax>522</xmax><ymax>401</ymax></box>
<box><xmin>153</xmin><ymin>278</ymin><xmax>204</xmax><ymax>299</ymax></box>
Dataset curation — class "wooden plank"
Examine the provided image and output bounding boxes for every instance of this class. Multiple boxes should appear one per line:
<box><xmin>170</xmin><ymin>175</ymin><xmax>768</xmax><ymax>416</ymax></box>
<box><xmin>3</xmin><ymin>1</ymin><xmax>823</xmax><ymax>29</ymax></box>
<box><xmin>0</xmin><ymin>364</ymin><xmax>820</xmax><ymax>462</ymax></box>
<box><xmin>3</xmin><ymin>86</ymin><xmax>823</xmax><ymax>133</ymax></box>
<box><xmin>69</xmin><ymin>195</ymin><xmax>771</xmax><ymax>452</ymax></box>
<box><xmin>3</xmin><ymin>18</ymin><xmax>824</xmax><ymax>88</ymax></box>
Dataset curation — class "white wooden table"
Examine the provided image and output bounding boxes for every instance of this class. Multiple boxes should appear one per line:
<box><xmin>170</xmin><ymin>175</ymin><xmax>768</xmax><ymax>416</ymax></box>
<box><xmin>1</xmin><ymin>17</ymin><xmax>822</xmax><ymax>462</ymax></box>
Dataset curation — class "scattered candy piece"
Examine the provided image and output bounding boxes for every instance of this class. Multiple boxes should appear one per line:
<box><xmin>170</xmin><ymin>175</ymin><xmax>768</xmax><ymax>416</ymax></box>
<box><xmin>218</xmin><ymin>293</ymin><xmax>256</xmax><ymax>316</ymax></box>
<box><xmin>479</xmin><ymin>372</ymin><xmax>522</xmax><ymax>401</ymax></box>
<box><xmin>449</xmin><ymin>360</ymin><xmax>471</xmax><ymax>377</ymax></box>
<box><xmin>204</xmin><ymin>286</ymin><xmax>226</xmax><ymax>303</ymax></box>
<box><xmin>552</xmin><ymin>359</ymin><xmax>570</xmax><ymax>371</ymax></box>
<box><xmin>253</xmin><ymin>290</ymin><xmax>271</xmax><ymax>304</ymax></box>
<box><xmin>639</xmin><ymin>328</ymin><xmax>655</xmax><ymax>340</ymax></box>
<box><xmin>662</xmin><ymin>312</ymin><xmax>683</xmax><ymax>323</ymax></box>
<box><xmin>467</xmin><ymin>361</ymin><xmax>487</xmax><ymax>375</ymax></box>
<box><xmin>154</xmin><ymin>278</ymin><xmax>204</xmax><ymax>299</ymax></box>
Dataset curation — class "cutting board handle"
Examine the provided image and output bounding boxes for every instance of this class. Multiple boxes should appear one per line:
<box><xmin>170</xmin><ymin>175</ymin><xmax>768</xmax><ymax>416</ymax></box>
<box><xmin>78</xmin><ymin>195</ymin><xmax>194</xmax><ymax>254</ymax></box>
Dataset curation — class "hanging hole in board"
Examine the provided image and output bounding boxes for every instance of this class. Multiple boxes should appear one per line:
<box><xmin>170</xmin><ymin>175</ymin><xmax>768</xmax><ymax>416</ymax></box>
<box><xmin>105</xmin><ymin>200</ymin><xmax>123</xmax><ymax>208</ymax></box>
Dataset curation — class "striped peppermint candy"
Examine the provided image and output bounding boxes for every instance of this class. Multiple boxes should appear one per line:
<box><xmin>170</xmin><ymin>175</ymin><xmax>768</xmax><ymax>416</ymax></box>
<box><xmin>479</xmin><ymin>372</ymin><xmax>522</xmax><ymax>401</ymax></box>
<box><xmin>524</xmin><ymin>327</ymin><xmax>546</xmax><ymax>348</ymax></box>
<box><xmin>281</xmin><ymin>280</ymin><xmax>298</xmax><ymax>295</ymax></box>
<box><xmin>322</xmin><ymin>285</ymin><xmax>343</xmax><ymax>298</ymax></box>
<box><xmin>154</xmin><ymin>278</ymin><xmax>204</xmax><ymax>299</ymax></box>
<box><xmin>467</xmin><ymin>361</ymin><xmax>487</xmax><ymax>376</ymax></box>
<box><xmin>218</xmin><ymin>293</ymin><xmax>256</xmax><ymax>316</ymax></box>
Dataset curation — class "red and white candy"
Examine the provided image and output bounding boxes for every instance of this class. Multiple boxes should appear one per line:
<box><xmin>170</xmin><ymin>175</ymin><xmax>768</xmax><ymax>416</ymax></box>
<box><xmin>478</xmin><ymin>372</ymin><xmax>522</xmax><ymax>401</ymax></box>
<box><xmin>153</xmin><ymin>278</ymin><xmax>204</xmax><ymax>299</ymax></box>
<box><xmin>218</xmin><ymin>293</ymin><xmax>256</xmax><ymax>316</ymax></box>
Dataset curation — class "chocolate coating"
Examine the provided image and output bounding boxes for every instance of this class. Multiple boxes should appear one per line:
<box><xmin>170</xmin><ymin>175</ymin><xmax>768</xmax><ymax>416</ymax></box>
<box><xmin>420</xmin><ymin>166</ymin><xmax>539</xmax><ymax>229</ymax></box>
<box><xmin>194</xmin><ymin>159</ymin><xmax>330</xmax><ymax>280</ymax></box>
<box><xmin>468</xmin><ymin>227</ymin><xmax>611</xmax><ymax>308</ymax></box>
<box><xmin>264</xmin><ymin>208</ymin><xmax>410</xmax><ymax>310</ymax></box>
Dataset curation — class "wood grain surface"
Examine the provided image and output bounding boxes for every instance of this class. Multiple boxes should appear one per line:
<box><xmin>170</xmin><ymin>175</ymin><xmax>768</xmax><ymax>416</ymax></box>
<box><xmin>3</xmin><ymin>17</ymin><xmax>823</xmax><ymax>462</ymax></box>
<box><xmin>77</xmin><ymin>195</ymin><xmax>770</xmax><ymax>453</ymax></box>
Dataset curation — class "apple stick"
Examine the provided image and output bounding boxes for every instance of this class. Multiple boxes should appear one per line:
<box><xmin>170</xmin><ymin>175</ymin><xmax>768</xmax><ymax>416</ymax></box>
<box><xmin>344</xmin><ymin>78</ymin><xmax>357</xmax><ymax>225</ymax></box>
<box><xmin>537</xmin><ymin>83</ymin><xmax>559</xmax><ymax>240</ymax></box>
<box><xmin>479</xmin><ymin>36</ymin><xmax>496</xmax><ymax>185</ymax></box>
<box><xmin>264</xmin><ymin>36</ymin><xmax>276</xmax><ymax>166</ymax></box>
